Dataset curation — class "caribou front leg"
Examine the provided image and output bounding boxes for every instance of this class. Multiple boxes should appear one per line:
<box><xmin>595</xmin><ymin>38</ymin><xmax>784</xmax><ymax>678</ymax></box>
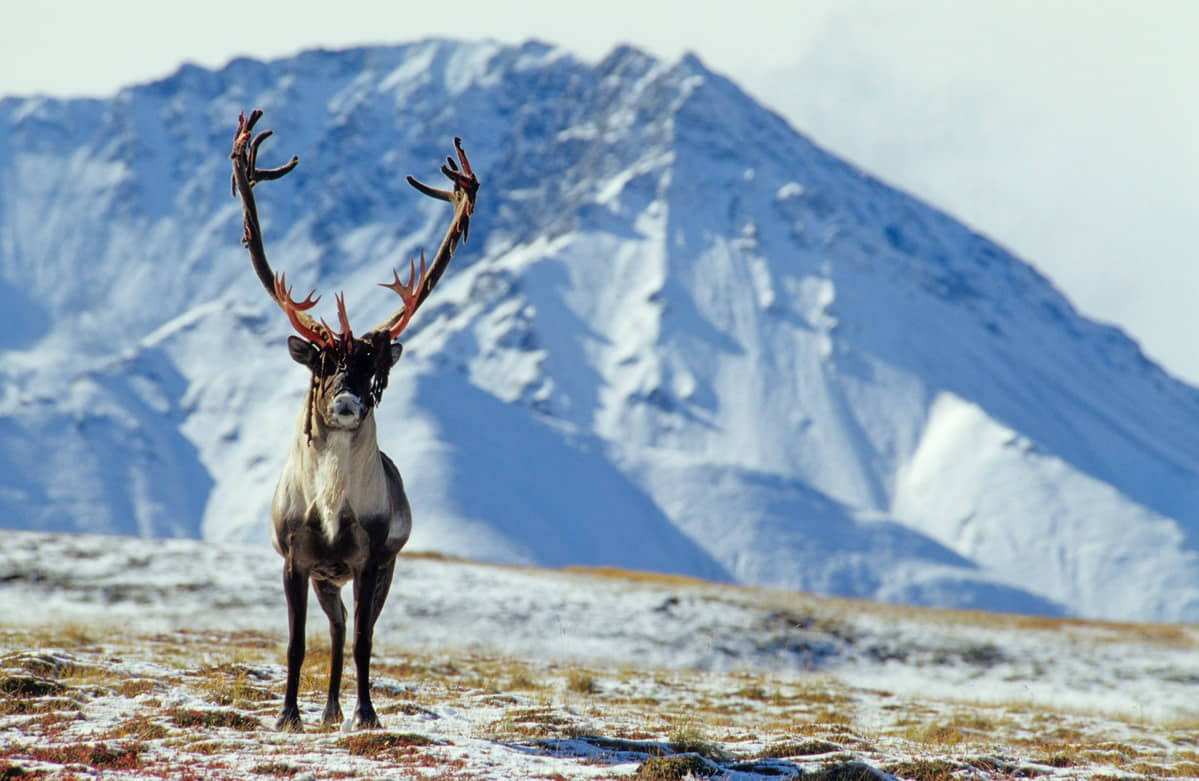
<box><xmin>277</xmin><ymin>559</ymin><xmax>309</xmax><ymax>731</ymax></box>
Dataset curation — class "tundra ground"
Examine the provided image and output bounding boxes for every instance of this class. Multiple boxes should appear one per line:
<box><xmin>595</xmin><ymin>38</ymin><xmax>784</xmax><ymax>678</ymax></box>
<box><xmin>1</xmin><ymin>531</ymin><xmax>1197</xmax><ymax>779</ymax></box>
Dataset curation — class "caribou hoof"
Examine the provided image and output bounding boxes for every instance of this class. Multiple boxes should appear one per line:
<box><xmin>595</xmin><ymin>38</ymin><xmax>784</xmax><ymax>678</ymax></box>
<box><xmin>352</xmin><ymin>704</ymin><xmax>382</xmax><ymax>730</ymax></box>
<box><xmin>321</xmin><ymin>704</ymin><xmax>344</xmax><ymax>727</ymax></box>
<box><xmin>275</xmin><ymin>706</ymin><xmax>303</xmax><ymax>732</ymax></box>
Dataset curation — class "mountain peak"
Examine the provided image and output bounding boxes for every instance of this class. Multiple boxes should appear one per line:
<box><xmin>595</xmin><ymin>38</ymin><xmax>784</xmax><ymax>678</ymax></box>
<box><xmin>2</xmin><ymin>39</ymin><xmax>1198</xmax><ymax>622</ymax></box>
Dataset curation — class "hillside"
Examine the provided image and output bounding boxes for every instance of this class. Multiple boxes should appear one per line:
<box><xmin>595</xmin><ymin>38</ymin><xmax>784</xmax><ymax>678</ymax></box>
<box><xmin>2</xmin><ymin>40</ymin><xmax>1199</xmax><ymax>620</ymax></box>
<box><xmin>2</xmin><ymin>531</ymin><xmax>1198</xmax><ymax>780</ymax></box>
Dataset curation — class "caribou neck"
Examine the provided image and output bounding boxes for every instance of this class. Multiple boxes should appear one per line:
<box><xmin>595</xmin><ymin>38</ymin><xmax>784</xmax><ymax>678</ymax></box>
<box><xmin>291</xmin><ymin>402</ymin><xmax>386</xmax><ymax>544</ymax></box>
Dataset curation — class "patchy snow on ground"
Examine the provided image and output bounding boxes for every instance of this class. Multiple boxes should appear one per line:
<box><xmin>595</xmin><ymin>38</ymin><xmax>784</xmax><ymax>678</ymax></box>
<box><xmin>1</xmin><ymin>530</ymin><xmax>1198</xmax><ymax>779</ymax></box>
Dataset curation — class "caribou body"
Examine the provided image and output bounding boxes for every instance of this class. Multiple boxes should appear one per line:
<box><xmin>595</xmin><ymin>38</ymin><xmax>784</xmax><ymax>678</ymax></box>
<box><xmin>230</xmin><ymin>110</ymin><xmax>478</xmax><ymax>731</ymax></box>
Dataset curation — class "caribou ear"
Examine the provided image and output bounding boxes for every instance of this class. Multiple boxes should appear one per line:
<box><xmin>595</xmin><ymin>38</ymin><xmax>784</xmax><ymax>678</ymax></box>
<box><xmin>287</xmin><ymin>335</ymin><xmax>320</xmax><ymax>368</ymax></box>
<box><xmin>389</xmin><ymin>343</ymin><xmax>403</xmax><ymax>367</ymax></box>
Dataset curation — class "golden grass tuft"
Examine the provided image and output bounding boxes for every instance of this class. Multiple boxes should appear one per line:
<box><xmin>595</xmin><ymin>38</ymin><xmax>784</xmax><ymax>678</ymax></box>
<box><xmin>23</xmin><ymin>740</ymin><xmax>144</xmax><ymax>771</ymax></box>
<box><xmin>251</xmin><ymin>760</ymin><xmax>302</xmax><ymax>776</ymax></box>
<box><xmin>1128</xmin><ymin>760</ymin><xmax>1199</xmax><ymax>778</ymax></box>
<box><xmin>756</xmin><ymin>739</ymin><xmax>843</xmax><ymax>758</ymax></box>
<box><xmin>196</xmin><ymin>667</ymin><xmax>275</xmax><ymax>708</ymax></box>
<box><xmin>505</xmin><ymin>669</ymin><xmax>541</xmax><ymax>691</ymax></box>
<box><xmin>560</xmin><ymin>565</ymin><xmax>718</xmax><ymax>588</ymax></box>
<box><xmin>667</xmin><ymin>720</ymin><xmax>731</xmax><ymax>763</ymax></box>
<box><xmin>634</xmin><ymin>753</ymin><xmax>718</xmax><ymax>780</ymax></box>
<box><xmin>338</xmin><ymin>731</ymin><xmax>438</xmax><ymax>759</ymax></box>
<box><xmin>897</xmin><ymin>709</ymin><xmax>1001</xmax><ymax>748</ymax></box>
<box><xmin>167</xmin><ymin>707</ymin><xmax>262</xmax><ymax>732</ymax></box>
<box><xmin>881</xmin><ymin>758</ymin><xmax>963</xmax><ymax>781</ymax></box>
<box><xmin>0</xmin><ymin>673</ymin><xmax>67</xmax><ymax>698</ymax></box>
<box><xmin>566</xmin><ymin>668</ymin><xmax>599</xmax><ymax>695</ymax></box>
<box><xmin>483</xmin><ymin>707</ymin><xmax>579</xmax><ymax>740</ymax></box>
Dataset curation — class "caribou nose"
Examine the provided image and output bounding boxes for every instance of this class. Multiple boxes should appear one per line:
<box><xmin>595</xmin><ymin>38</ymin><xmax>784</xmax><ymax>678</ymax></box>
<box><xmin>329</xmin><ymin>393</ymin><xmax>364</xmax><ymax>427</ymax></box>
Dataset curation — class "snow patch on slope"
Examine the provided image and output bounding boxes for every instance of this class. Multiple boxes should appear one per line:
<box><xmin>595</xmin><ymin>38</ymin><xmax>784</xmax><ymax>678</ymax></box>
<box><xmin>895</xmin><ymin>392</ymin><xmax>1199</xmax><ymax>618</ymax></box>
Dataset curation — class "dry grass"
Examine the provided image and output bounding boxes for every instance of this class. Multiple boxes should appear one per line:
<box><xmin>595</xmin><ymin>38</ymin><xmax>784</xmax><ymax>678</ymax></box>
<box><xmin>482</xmin><ymin>706</ymin><xmax>582</xmax><ymax>741</ymax></box>
<box><xmin>338</xmin><ymin>731</ymin><xmax>439</xmax><ymax>758</ymax></box>
<box><xmin>1</xmin><ymin>617</ymin><xmax>1195</xmax><ymax>781</ymax></box>
<box><xmin>895</xmin><ymin>709</ymin><xmax>1001</xmax><ymax>748</ymax></box>
<box><xmin>559</xmin><ymin>565</ymin><xmax>719</xmax><ymax>589</ymax></box>
<box><xmin>565</xmin><ymin>668</ymin><xmax>599</xmax><ymax>695</ymax></box>
<box><xmin>168</xmin><ymin>707</ymin><xmax>263</xmax><ymax>731</ymax></box>
<box><xmin>667</xmin><ymin>720</ymin><xmax>730</xmax><ymax>762</ymax></box>
<box><xmin>505</xmin><ymin>668</ymin><xmax>542</xmax><ymax>691</ymax></box>
<box><xmin>195</xmin><ymin>663</ymin><xmax>277</xmax><ymax>708</ymax></box>
<box><xmin>634</xmin><ymin>752</ymin><xmax>718</xmax><ymax>779</ymax></box>
<box><xmin>557</xmin><ymin>562</ymin><xmax>1198</xmax><ymax>653</ymax></box>
<box><xmin>101</xmin><ymin>713</ymin><xmax>171</xmax><ymax>741</ymax></box>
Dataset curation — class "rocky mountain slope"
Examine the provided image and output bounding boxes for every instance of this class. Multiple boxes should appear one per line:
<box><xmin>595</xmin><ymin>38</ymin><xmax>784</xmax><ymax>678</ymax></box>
<box><xmin>2</xmin><ymin>39</ymin><xmax>1198</xmax><ymax>620</ymax></box>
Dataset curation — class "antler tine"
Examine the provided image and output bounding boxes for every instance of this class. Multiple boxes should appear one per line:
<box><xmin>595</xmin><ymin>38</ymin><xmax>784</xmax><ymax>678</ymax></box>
<box><xmin>402</xmin><ymin>138</ymin><xmax>479</xmax><ymax>203</ymax></box>
<box><xmin>377</xmin><ymin>253</ymin><xmax>426</xmax><ymax>339</ymax></box>
<box><xmin>243</xmin><ymin>108</ymin><xmax>264</xmax><ymax>135</ymax></box>
<box><xmin>404</xmin><ymin>174</ymin><xmax>454</xmax><ymax>203</ymax></box>
<box><xmin>453</xmin><ymin>136</ymin><xmax>474</xmax><ymax>178</ymax></box>
<box><xmin>247</xmin><ymin>129</ymin><xmax>270</xmax><ymax>174</ymax></box>
<box><xmin>248</xmin><ymin>129</ymin><xmax>299</xmax><ymax>184</ymax></box>
<box><xmin>336</xmin><ymin>292</ymin><xmax>352</xmax><ymax>339</ymax></box>
<box><xmin>325</xmin><ymin>291</ymin><xmax>354</xmax><ymax>352</ymax></box>
<box><xmin>273</xmin><ymin>272</ymin><xmax>331</xmax><ymax>348</ymax></box>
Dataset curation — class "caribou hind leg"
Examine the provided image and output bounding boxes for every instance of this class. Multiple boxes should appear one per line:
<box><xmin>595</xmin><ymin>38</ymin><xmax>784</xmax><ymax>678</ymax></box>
<box><xmin>369</xmin><ymin>555</ymin><xmax>397</xmax><ymax>628</ymax></box>
<box><xmin>313</xmin><ymin>579</ymin><xmax>347</xmax><ymax>726</ymax></box>
<box><xmin>277</xmin><ymin>559</ymin><xmax>309</xmax><ymax>732</ymax></box>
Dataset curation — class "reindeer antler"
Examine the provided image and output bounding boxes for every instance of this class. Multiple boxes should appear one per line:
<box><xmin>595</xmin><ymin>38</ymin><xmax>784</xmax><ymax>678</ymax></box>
<box><xmin>372</xmin><ymin>138</ymin><xmax>479</xmax><ymax>339</ymax></box>
<box><xmin>234</xmin><ymin>112</ymin><xmax>478</xmax><ymax>349</ymax></box>
<box><xmin>232</xmin><ymin>110</ymin><xmax>356</xmax><ymax>349</ymax></box>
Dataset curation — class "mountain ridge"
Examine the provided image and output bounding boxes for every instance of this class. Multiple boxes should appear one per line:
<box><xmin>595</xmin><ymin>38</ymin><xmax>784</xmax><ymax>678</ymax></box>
<box><xmin>2</xmin><ymin>39</ymin><xmax>1197</xmax><ymax>621</ymax></box>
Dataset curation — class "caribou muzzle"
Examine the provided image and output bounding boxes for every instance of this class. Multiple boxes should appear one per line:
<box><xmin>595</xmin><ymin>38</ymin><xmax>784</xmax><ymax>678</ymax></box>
<box><xmin>328</xmin><ymin>391</ymin><xmax>365</xmax><ymax>429</ymax></box>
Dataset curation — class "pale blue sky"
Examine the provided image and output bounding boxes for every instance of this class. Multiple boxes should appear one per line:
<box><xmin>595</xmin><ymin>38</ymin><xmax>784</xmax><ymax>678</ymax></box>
<box><xmin>4</xmin><ymin>0</ymin><xmax>1197</xmax><ymax>382</ymax></box>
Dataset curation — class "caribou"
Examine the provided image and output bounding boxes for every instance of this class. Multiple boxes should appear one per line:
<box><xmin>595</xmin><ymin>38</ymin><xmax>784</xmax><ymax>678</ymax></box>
<box><xmin>230</xmin><ymin>109</ymin><xmax>478</xmax><ymax>731</ymax></box>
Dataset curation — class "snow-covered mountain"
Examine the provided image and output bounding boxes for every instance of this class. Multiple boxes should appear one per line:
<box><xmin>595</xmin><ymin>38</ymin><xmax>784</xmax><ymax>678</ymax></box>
<box><xmin>3</xmin><ymin>39</ymin><xmax>1198</xmax><ymax>622</ymax></box>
